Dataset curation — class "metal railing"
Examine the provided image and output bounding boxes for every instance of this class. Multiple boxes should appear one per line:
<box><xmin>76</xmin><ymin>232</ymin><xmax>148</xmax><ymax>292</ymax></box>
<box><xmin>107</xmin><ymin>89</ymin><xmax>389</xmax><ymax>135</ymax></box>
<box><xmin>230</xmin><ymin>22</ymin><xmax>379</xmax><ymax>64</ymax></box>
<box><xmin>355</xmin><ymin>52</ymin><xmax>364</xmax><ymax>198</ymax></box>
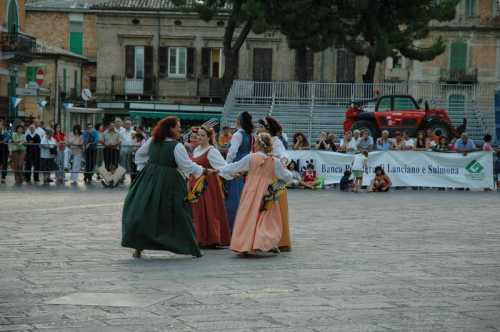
<box><xmin>0</xmin><ymin>32</ymin><xmax>36</xmax><ymax>63</ymax></box>
<box><xmin>223</xmin><ymin>81</ymin><xmax>497</xmax><ymax>144</ymax></box>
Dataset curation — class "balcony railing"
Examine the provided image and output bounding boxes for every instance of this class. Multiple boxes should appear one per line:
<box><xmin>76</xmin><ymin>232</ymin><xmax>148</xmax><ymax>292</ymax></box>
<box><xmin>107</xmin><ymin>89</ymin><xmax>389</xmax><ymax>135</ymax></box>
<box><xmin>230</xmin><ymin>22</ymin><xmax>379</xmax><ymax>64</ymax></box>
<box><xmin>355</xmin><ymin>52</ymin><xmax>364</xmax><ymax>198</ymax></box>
<box><xmin>125</xmin><ymin>79</ymin><xmax>144</xmax><ymax>95</ymax></box>
<box><xmin>440</xmin><ymin>68</ymin><xmax>478</xmax><ymax>84</ymax></box>
<box><xmin>0</xmin><ymin>32</ymin><xmax>36</xmax><ymax>64</ymax></box>
<box><xmin>96</xmin><ymin>76</ymin><xmax>156</xmax><ymax>98</ymax></box>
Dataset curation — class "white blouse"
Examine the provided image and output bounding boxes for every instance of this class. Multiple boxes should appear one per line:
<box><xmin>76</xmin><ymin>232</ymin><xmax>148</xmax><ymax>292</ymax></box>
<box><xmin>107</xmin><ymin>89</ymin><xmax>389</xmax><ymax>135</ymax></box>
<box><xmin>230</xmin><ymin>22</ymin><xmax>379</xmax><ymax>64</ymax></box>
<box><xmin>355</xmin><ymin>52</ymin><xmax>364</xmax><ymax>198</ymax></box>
<box><xmin>272</xmin><ymin>136</ymin><xmax>289</xmax><ymax>163</ymax></box>
<box><xmin>192</xmin><ymin>145</ymin><xmax>227</xmax><ymax>170</ymax></box>
<box><xmin>134</xmin><ymin>138</ymin><xmax>203</xmax><ymax>178</ymax></box>
<box><xmin>226</xmin><ymin>129</ymin><xmax>244</xmax><ymax>163</ymax></box>
<box><xmin>219</xmin><ymin>152</ymin><xmax>293</xmax><ymax>182</ymax></box>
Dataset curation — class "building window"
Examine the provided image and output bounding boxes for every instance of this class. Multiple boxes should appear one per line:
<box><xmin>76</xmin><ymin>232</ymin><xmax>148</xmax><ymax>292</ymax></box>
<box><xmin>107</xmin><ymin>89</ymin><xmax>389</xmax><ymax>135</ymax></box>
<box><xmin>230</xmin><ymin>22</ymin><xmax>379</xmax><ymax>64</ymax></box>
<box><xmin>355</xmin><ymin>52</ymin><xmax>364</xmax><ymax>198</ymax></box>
<box><xmin>202</xmin><ymin>48</ymin><xmax>224</xmax><ymax>78</ymax></box>
<box><xmin>125</xmin><ymin>46</ymin><xmax>145</xmax><ymax>80</ymax></box>
<box><xmin>7</xmin><ymin>0</ymin><xmax>20</xmax><ymax>36</ymax></box>
<box><xmin>69</xmin><ymin>15</ymin><xmax>84</xmax><ymax>55</ymax></box>
<box><xmin>134</xmin><ymin>47</ymin><xmax>144</xmax><ymax>79</ymax></box>
<box><xmin>464</xmin><ymin>0</ymin><xmax>476</xmax><ymax>17</ymax></box>
<box><xmin>168</xmin><ymin>47</ymin><xmax>187</xmax><ymax>78</ymax></box>
<box><xmin>450</xmin><ymin>41</ymin><xmax>467</xmax><ymax>72</ymax></box>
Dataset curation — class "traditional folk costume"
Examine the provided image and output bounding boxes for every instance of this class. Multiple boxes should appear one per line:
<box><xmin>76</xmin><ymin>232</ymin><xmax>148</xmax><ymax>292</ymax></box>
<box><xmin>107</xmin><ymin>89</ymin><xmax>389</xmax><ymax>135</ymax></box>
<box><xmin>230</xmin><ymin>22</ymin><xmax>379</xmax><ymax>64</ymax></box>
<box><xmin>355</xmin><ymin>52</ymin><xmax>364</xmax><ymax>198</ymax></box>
<box><xmin>122</xmin><ymin>138</ymin><xmax>203</xmax><ymax>257</ymax></box>
<box><xmin>189</xmin><ymin>146</ymin><xmax>231</xmax><ymax>247</ymax></box>
<box><xmin>271</xmin><ymin>136</ymin><xmax>292</xmax><ymax>251</ymax></box>
<box><xmin>225</xmin><ymin>129</ymin><xmax>253</xmax><ymax>231</ymax></box>
<box><xmin>220</xmin><ymin>152</ymin><xmax>293</xmax><ymax>254</ymax></box>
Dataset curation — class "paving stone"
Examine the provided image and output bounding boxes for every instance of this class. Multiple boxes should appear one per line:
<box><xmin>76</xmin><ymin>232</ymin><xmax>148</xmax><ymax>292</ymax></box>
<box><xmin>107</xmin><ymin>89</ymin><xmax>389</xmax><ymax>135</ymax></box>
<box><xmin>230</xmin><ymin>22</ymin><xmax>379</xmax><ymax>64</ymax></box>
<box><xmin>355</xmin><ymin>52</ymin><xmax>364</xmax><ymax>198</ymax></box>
<box><xmin>0</xmin><ymin>186</ymin><xmax>499</xmax><ymax>331</ymax></box>
<box><xmin>45</xmin><ymin>292</ymin><xmax>172</xmax><ymax>307</ymax></box>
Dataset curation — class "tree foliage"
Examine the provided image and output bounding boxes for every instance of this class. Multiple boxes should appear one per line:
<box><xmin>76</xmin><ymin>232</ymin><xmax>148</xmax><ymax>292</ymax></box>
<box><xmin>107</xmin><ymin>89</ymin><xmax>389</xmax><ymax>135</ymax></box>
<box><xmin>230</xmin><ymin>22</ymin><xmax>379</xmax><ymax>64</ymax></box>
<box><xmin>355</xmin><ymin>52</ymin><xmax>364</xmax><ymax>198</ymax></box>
<box><xmin>174</xmin><ymin>0</ymin><xmax>269</xmax><ymax>95</ymax></box>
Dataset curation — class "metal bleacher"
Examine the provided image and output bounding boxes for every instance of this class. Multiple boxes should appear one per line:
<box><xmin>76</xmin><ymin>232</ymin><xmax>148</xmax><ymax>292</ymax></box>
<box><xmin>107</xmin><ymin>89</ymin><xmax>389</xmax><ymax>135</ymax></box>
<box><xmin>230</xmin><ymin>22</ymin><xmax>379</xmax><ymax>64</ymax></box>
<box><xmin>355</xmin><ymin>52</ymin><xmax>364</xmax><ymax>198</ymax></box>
<box><xmin>222</xmin><ymin>81</ymin><xmax>497</xmax><ymax>144</ymax></box>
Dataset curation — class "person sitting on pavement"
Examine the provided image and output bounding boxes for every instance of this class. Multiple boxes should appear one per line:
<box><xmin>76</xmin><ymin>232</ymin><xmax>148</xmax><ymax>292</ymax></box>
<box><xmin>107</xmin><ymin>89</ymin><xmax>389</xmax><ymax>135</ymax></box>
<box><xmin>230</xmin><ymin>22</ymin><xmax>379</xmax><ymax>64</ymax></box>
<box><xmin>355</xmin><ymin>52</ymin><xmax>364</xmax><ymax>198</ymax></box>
<box><xmin>340</xmin><ymin>170</ymin><xmax>354</xmax><ymax>192</ymax></box>
<box><xmin>369</xmin><ymin>166</ymin><xmax>392</xmax><ymax>192</ymax></box>
<box><xmin>454</xmin><ymin>133</ymin><xmax>476</xmax><ymax>156</ymax></box>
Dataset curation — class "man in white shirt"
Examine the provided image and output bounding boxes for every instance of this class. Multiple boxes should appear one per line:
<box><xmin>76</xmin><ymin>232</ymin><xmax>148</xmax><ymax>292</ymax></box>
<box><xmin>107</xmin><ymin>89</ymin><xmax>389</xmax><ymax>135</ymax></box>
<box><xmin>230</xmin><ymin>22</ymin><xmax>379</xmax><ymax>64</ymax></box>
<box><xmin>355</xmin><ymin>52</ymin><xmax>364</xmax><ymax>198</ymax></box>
<box><xmin>33</xmin><ymin>119</ymin><xmax>46</xmax><ymax>139</ymax></box>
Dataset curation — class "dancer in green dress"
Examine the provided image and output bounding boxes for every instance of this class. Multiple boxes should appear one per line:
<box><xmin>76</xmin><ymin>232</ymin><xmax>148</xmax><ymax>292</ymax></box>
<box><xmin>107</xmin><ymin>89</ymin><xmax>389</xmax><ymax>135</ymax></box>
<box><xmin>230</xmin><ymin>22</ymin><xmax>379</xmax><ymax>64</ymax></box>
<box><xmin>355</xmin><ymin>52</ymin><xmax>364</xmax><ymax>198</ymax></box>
<box><xmin>122</xmin><ymin>116</ymin><xmax>211</xmax><ymax>258</ymax></box>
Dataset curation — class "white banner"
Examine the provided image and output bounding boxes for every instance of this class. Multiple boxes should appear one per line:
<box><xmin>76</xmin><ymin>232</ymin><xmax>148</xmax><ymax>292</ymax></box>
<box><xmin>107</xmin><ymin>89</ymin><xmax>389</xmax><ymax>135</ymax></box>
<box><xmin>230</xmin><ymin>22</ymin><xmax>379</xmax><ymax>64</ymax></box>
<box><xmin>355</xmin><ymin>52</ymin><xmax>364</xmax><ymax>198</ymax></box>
<box><xmin>287</xmin><ymin>151</ymin><xmax>495</xmax><ymax>189</ymax></box>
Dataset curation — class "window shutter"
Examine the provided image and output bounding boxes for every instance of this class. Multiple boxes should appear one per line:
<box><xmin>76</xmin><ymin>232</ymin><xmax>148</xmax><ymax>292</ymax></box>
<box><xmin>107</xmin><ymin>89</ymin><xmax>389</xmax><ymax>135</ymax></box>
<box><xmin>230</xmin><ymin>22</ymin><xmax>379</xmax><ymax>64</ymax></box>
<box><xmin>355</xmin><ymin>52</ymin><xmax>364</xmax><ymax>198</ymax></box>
<box><xmin>125</xmin><ymin>45</ymin><xmax>135</xmax><ymax>79</ymax></box>
<box><xmin>158</xmin><ymin>46</ymin><xmax>168</xmax><ymax>78</ymax></box>
<box><xmin>201</xmin><ymin>48</ymin><xmax>211</xmax><ymax>78</ymax></box>
<box><xmin>26</xmin><ymin>67</ymin><xmax>36</xmax><ymax>82</ymax></box>
<box><xmin>465</xmin><ymin>0</ymin><xmax>476</xmax><ymax>16</ymax></box>
<box><xmin>63</xmin><ymin>68</ymin><xmax>67</xmax><ymax>93</ymax></box>
<box><xmin>69</xmin><ymin>32</ymin><xmax>83</xmax><ymax>55</ymax></box>
<box><xmin>306</xmin><ymin>49</ymin><xmax>314</xmax><ymax>81</ymax></box>
<box><xmin>450</xmin><ymin>41</ymin><xmax>467</xmax><ymax>72</ymax></box>
<box><xmin>187</xmin><ymin>47</ymin><xmax>196</xmax><ymax>78</ymax></box>
<box><xmin>144</xmin><ymin>46</ymin><xmax>154</xmax><ymax>93</ymax></box>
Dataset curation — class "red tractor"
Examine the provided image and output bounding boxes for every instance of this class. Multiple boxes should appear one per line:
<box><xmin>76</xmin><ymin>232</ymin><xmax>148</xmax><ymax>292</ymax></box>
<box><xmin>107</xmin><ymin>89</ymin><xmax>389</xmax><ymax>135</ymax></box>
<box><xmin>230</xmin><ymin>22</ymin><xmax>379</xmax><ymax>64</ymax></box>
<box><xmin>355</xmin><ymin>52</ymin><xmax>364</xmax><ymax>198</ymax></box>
<box><xmin>343</xmin><ymin>95</ymin><xmax>465</xmax><ymax>139</ymax></box>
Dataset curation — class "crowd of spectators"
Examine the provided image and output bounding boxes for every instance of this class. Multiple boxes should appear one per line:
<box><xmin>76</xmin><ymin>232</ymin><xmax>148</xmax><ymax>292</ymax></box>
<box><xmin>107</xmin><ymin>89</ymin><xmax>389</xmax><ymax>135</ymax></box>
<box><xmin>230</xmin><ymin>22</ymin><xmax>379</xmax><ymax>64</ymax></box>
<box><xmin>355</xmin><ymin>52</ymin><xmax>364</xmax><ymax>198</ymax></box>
<box><xmin>291</xmin><ymin>128</ymin><xmax>495</xmax><ymax>155</ymax></box>
<box><xmin>0</xmin><ymin>118</ymin><xmax>148</xmax><ymax>185</ymax></box>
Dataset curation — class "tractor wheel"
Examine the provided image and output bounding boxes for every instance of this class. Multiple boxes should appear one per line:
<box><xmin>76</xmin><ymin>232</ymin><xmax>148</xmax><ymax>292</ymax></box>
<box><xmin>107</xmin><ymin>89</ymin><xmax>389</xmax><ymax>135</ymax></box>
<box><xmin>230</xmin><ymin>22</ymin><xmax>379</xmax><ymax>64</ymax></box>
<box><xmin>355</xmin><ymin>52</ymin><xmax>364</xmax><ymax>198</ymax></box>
<box><xmin>352</xmin><ymin>120</ymin><xmax>379</xmax><ymax>138</ymax></box>
<box><xmin>424</xmin><ymin>121</ymin><xmax>452</xmax><ymax>140</ymax></box>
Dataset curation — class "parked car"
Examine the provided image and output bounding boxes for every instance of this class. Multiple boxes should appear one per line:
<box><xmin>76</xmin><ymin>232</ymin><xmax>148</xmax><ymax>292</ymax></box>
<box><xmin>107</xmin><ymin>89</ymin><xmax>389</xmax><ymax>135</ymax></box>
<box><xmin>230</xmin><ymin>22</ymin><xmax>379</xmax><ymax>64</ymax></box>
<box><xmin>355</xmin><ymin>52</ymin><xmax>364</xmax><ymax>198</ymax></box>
<box><xmin>343</xmin><ymin>95</ymin><xmax>465</xmax><ymax>139</ymax></box>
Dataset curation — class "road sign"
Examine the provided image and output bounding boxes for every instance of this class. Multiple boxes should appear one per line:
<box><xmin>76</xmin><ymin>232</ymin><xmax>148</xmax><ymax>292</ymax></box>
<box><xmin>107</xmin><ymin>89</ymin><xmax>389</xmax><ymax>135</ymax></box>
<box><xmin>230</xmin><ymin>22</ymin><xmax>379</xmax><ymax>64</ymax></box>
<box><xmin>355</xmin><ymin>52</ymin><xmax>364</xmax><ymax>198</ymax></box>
<box><xmin>36</xmin><ymin>68</ymin><xmax>44</xmax><ymax>86</ymax></box>
<box><xmin>81</xmin><ymin>88</ymin><xmax>92</xmax><ymax>101</ymax></box>
<box><xmin>16</xmin><ymin>88</ymin><xmax>37</xmax><ymax>96</ymax></box>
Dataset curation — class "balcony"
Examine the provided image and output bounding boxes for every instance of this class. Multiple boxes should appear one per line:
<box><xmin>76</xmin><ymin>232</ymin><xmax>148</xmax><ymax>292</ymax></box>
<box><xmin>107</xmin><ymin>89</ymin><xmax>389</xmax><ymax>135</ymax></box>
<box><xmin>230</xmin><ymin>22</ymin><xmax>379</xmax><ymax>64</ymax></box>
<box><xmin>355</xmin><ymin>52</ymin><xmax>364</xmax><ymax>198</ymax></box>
<box><xmin>125</xmin><ymin>79</ymin><xmax>144</xmax><ymax>95</ymax></box>
<box><xmin>96</xmin><ymin>76</ymin><xmax>156</xmax><ymax>99</ymax></box>
<box><xmin>0</xmin><ymin>32</ymin><xmax>36</xmax><ymax>64</ymax></box>
<box><xmin>440</xmin><ymin>68</ymin><xmax>478</xmax><ymax>84</ymax></box>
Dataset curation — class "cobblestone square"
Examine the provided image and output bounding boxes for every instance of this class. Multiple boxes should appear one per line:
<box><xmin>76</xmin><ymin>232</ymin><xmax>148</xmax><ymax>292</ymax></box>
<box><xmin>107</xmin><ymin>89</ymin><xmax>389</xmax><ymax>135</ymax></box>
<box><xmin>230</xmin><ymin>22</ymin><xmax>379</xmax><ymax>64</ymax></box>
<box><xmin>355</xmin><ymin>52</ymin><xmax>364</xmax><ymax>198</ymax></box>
<box><xmin>1</xmin><ymin>186</ymin><xmax>499</xmax><ymax>331</ymax></box>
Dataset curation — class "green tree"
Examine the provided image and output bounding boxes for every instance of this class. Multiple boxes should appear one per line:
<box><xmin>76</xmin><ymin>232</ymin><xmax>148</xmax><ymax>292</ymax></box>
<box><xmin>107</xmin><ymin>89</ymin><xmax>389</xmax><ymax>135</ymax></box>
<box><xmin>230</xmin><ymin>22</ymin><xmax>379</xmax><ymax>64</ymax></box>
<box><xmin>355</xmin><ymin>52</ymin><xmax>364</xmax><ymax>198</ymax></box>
<box><xmin>268</xmin><ymin>0</ymin><xmax>341</xmax><ymax>82</ymax></box>
<box><xmin>175</xmin><ymin>0</ymin><xmax>269</xmax><ymax>95</ymax></box>
<box><xmin>337</xmin><ymin>0</ymin><xmax>459</xmax><ymax>82</ymax></box>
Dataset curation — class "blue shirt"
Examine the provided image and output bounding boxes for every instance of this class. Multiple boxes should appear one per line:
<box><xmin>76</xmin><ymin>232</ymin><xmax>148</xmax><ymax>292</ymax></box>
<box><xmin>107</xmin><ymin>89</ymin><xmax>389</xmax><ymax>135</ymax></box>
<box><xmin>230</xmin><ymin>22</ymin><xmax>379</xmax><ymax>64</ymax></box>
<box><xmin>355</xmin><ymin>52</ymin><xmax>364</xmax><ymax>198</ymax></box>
<box><xmin>376</xmin><ymin>138</ymin><xmax>391</xmax><ymax>151</ymax></box>
<box><xmin>454</xmin><ymin>138</ymin><xmax>476</xmax><ymax>152</ymax></box>
<box><xmin>82</xmin><ymin>130</ymin><xmax>99</xmax><ymax>148</ymax></box>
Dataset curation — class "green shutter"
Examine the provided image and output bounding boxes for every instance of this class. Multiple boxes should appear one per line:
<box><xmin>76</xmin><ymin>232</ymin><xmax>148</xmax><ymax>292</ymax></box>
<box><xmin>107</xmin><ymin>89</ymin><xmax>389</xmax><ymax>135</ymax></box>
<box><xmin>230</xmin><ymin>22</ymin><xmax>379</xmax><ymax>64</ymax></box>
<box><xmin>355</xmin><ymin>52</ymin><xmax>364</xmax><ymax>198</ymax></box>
<box><xmin>27</xmin><ymin>67</ymin><xmax>36</xmax><ymax>83</ymax></box>
<box><xmin>8</xmin><ymin>0</ymin><xmax>19</xmax><ymax>35</ymax></box>
<box><xmin>465</xmin><ymin>0</ymin><xmax>476</xmax><ymax>16</ymax></box>
<box><xmin>450</xmin><ymin>42</ymin><xmax>467</xmax><ymax>72</ymax></box>
<box><xmin>69</xmin><ymin>32</ymin><xmax>83</xmax><ymax>55</ymax></box>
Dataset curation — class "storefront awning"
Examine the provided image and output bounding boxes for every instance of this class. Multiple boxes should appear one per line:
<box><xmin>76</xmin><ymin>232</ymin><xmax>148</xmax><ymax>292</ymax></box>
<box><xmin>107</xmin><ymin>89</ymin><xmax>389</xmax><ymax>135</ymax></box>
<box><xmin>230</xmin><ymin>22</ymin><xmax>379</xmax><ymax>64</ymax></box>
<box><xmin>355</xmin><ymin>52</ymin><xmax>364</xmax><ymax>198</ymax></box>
<box><xmin>129</xmin><ymin>111</ymin><xmax>221</xmax><ymax>121</ymax></box>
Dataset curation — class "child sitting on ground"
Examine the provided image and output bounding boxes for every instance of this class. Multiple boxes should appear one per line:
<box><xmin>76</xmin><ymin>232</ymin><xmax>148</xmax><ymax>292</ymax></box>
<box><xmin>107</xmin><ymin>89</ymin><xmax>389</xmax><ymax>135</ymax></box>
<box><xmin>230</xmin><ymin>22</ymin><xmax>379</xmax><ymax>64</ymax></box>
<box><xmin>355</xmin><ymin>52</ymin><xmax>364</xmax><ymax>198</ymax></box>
<box><xmin>340</xmin><ymin>170</ymin><xmax>354</xmax><ymax>192</ymax></box>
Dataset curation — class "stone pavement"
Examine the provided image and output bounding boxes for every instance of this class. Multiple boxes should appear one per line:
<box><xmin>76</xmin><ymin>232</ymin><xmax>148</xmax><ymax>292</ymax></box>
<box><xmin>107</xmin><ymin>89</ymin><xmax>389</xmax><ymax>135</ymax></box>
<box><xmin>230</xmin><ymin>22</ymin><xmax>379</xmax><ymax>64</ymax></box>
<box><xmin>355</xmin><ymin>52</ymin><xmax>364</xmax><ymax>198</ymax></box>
<box><xmin>1</xmin><ymin>184</ymin><xmax>500</xmax><ymax>332</ymax></box>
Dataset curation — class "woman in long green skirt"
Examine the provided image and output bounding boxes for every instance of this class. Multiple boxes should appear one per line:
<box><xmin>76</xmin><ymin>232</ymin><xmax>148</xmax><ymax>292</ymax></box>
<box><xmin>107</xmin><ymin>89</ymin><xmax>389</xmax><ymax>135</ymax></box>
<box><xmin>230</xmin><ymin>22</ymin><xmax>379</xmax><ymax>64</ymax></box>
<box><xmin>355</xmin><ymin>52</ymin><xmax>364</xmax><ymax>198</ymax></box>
<box><xmin>122</xmin><ymin>117</ymin><xmax>210</xmax><ymax>258</ymax></box>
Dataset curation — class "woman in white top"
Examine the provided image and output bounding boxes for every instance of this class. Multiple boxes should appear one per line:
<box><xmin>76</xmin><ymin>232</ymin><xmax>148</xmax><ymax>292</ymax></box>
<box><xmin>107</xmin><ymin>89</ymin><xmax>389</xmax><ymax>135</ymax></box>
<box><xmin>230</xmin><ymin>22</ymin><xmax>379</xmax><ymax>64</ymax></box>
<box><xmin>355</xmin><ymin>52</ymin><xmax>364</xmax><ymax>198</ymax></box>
<box><xmin>40</xmin><ymin>128</ymin><xmax>57</xmax><ymax>184</ymax></box>
<box><xmin>189</xmin><ymin>126</ymin><xmax>231</xmax><ymax>248</ymax></box>
<box><xmin>66</xmin><ymin>124</ymin><xmax>84</xmax><ymax>184</ymax></box>
<box><xmin>258</xmin><ymin>117</ymin><xmax>292</xmax><ymax>251</ymax></box>
<box><xmin>219</xmin><ymin>133</ymin><xmax>293</xmax><ymax>255</ymax></box>
<box><xmin>122</xmin><ymin>117</ymin><xmax>215</xmax><ymax>259</ymax></box>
